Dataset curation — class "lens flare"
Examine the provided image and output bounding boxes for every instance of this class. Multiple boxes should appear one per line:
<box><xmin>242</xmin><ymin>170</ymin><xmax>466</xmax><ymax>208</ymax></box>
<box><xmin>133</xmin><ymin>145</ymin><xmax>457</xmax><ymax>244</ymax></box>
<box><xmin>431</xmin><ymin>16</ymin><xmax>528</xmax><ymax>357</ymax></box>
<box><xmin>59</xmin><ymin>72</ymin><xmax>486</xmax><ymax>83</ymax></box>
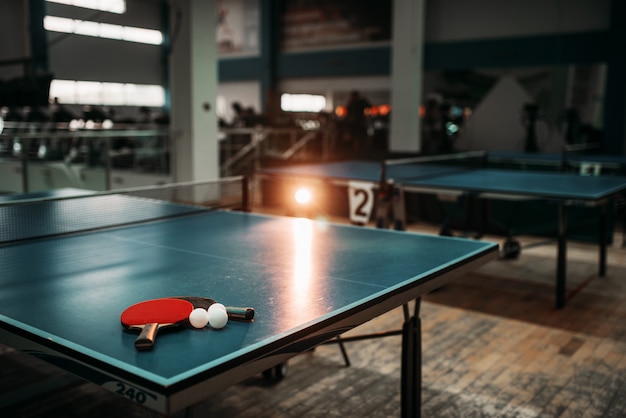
<box><xmin>294</xmin><ymin>188</ymin><xmax>312</xmax><ymax>205</ymax></box>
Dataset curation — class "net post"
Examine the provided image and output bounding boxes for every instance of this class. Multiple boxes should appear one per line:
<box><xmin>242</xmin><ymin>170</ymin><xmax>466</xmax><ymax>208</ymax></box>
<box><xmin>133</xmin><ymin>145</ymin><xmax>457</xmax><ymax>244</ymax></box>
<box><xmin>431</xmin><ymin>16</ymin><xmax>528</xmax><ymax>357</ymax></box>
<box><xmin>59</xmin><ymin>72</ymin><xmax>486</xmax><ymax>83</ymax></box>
<box><xmin>481</xmin><ymin>149</ymin><xmax>489</xmax><ymax>168</ymax></box>
<box><xmin>21</xmin><ymin>137</ymin><xmax>30</xmax><ymax>193</ymax></box>
<box><xmin>241</xmin><ymin>176</ymin><xmax>250</xmax><ymax>212</ymax></box>
<box><xmin>379</xmin><ymin>161</ymin><xmax>387</xmax><ymax>191</ymax></box>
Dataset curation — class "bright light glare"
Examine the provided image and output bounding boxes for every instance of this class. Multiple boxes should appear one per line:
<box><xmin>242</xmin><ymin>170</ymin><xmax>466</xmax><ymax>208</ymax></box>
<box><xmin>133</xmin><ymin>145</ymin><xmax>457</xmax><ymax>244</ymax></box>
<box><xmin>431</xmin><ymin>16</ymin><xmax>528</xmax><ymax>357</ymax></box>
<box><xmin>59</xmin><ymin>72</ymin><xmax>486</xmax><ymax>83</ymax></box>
<box><xmin>50</xmin><ymin>79</ymin><xmax>165</xmax><ymax>107</ymax></box>
<box><xmin>46</xmin><ymin>0</ymin><xmax>126</xmax><ymax>14</ymax></box>
<box><xmin>44</xmin><ymin>16</ymin><xmax>73</xmax><ymax>32</ymax></box>
<box><xmin>294</xmin><ymin>188</ymin><xmax>312</xmax><ymax>205</ymax></box>
<box><xmin>99</xmin><ymin>23</ymin><xmax>123</xmax><ymax>39</ymax></box>
<box><xmin>44</xmin><ymin>16</ymin><xmax>162</xmax><ymax>45</ymax></box>
<box><xmin>75</xmin><ymin>20</ymin><xmax>99</xmax><ymax>37</ymax></box>
<box><xmin>123</xmin><ymin>26</ymin><xmax>163</xmax><ymax>45</ymax></box>
<box><xmin>281</xmin><ymin>94</ymin><xmax>326</xmax><ymax>112</ymax></box>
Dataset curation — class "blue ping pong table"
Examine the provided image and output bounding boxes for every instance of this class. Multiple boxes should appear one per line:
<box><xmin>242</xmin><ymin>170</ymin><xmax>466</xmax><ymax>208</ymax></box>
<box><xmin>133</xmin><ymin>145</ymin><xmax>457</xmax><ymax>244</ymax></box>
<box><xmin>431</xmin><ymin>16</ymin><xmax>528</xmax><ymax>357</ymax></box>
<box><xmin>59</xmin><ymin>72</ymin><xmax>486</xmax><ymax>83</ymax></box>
<box><xmin>486</xmin><ymin>150</ymin><xmax>626</xmax><ymax>174</ymax></box>
<box><xmin>0</xmin><ymin>187</ymin><xmax>94</xmax><ymax>202</ymax></box>
<box><xmin>0</xmin><ymin>180</ymin><xmax>498</xmax><ymax>417</ymax></box>
<box><xmin>258</xmin><ymin>156</ymin><xmax>626</xmax><ymax>309</ymax></box>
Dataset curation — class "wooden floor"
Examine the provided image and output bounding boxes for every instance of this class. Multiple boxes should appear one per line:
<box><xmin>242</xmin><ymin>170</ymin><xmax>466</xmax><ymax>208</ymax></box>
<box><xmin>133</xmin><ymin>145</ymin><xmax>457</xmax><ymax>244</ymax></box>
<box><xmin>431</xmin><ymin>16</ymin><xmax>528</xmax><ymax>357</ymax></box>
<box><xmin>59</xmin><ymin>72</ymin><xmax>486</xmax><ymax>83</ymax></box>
<box><xmin>2</xmin><ymin>212</ymin><xmax>626</xmax><ymax>417</ymax></box>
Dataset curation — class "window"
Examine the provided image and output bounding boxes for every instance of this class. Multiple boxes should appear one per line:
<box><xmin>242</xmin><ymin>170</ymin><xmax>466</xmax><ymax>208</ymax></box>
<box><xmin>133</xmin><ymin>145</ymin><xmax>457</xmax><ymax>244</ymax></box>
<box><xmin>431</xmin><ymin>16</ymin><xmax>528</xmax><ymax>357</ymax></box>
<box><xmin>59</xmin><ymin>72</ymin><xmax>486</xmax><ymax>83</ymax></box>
<box><xmin>50</xmin><ymin>79</ymin><xmax>165</xmax><ymax>107</ymax></box>
<box><xmin>44</xmin><ymin>0</ymin><xmax>165</xmax><ymax>108</ymax></box>
<box><xmin>46</xmin><ymin>0</ymin><xmax>126</xmax><ymax>14</ymax></box>
<box><xmin>281</xmin><ymin>94</ymin><xmax>326</xmax><ymax>112</ymax></box>
<box><xmin>44</xmin><ymin>16</ymin><xmax>163</xmax><ymax>45</ymax></box>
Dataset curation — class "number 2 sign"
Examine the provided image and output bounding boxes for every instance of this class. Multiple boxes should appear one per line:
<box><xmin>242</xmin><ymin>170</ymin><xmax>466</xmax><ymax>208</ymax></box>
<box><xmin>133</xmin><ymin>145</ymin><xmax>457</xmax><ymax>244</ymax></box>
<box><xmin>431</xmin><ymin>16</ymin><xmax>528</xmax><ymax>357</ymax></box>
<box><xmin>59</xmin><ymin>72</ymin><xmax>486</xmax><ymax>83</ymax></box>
<box><xmin>348</xmin><ymin>181</ymin><xmax>374</xmax><ymax>225</ymax></box>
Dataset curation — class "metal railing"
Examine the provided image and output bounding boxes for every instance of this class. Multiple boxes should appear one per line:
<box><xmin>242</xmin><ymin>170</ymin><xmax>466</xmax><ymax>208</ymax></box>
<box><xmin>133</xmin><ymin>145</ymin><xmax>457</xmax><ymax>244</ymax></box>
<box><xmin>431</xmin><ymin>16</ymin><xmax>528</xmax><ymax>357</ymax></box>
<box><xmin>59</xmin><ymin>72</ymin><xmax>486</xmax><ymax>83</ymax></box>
<box><xmin>219</xmin><ymin>126</ymin><xmax>330</xmax><ymax>176</ymax></box>
<box><xmin>0</xmin><ymin>121</ymin><xmax>170</xmax><ymax>192</ymax></box>
<box><xmin>0</xmin><ymin>120</ymin><xmax>331</xmax><ymax>193</ymax></box>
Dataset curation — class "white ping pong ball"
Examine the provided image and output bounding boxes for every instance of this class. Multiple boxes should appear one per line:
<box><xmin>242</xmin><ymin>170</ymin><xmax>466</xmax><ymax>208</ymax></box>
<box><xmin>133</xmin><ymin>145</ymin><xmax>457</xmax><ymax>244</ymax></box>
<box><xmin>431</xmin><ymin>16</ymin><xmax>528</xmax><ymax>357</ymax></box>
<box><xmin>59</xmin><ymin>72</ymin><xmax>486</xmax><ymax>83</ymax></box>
<box><xmin>208</xmin><ymin>308</ymin><xmax>228</xmax><ymax>329</ymax></box>
<box><xmin>189</xmin><ymin>308</ymin><xmax>210</xmax><ymax>328</ymax></box>
<box><xmin>208</xmin><ymin>303</ymin><xmax>226</xmax><ymax>315</ymax></box>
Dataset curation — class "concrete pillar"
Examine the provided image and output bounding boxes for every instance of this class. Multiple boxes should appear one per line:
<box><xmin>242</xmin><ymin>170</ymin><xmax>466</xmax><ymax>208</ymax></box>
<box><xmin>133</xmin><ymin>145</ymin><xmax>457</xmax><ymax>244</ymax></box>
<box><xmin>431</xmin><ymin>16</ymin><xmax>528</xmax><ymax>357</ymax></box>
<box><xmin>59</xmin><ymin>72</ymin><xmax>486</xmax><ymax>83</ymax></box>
<box><xmin>169</xmin><ymin>0</ymin><xmax>219</xmax><ymax>182</ymax></box>
<box><xmin>389</xmin><ymin>0</ymin><xmax>426</xmax><ymax>153</ymax></box>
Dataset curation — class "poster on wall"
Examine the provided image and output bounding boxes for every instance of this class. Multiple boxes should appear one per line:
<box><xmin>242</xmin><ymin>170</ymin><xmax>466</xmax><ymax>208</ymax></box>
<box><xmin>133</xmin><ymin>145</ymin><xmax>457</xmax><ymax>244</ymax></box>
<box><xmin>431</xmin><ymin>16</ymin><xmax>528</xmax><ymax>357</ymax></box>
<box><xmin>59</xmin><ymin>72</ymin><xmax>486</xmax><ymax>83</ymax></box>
<box><xmin>280</xmin><ymin>0</ymin><xmax>392</xmax><ymax>51</ymax></box>
<box><xmin>217</xmin><ymin>0</ymin><xmax>260</xmax><ymax>57</ymax></box>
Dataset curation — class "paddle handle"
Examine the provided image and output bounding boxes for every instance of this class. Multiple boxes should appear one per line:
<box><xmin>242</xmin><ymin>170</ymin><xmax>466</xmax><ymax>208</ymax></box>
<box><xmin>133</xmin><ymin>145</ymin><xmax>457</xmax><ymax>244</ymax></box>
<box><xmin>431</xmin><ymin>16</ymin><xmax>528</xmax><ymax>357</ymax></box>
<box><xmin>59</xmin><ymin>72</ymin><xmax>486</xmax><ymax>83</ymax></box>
<box><xmin>226</xmin><ymin>307</ymin><xmax>255</xmax><ymax>321</ymax></box>
<box><xmin>135</xmin><ymin>323</ymin><xmax>158</xmax><ymax>351</ymax></box>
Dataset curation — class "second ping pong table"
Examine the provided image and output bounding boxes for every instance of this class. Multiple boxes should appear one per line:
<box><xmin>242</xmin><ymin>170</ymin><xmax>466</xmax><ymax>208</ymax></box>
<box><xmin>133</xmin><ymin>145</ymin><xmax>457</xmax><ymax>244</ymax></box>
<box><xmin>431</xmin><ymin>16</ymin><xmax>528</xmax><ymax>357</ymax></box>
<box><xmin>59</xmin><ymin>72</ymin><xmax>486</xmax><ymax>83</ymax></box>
<box><xmin>258</xmin><ymin>153</ymin><xmax>626</xmax><ymax>309</ymax></box>
<box><xmin>0</xmin><ymin>179</ymin><xmax>498</xmax><ymax>417</ymax></box>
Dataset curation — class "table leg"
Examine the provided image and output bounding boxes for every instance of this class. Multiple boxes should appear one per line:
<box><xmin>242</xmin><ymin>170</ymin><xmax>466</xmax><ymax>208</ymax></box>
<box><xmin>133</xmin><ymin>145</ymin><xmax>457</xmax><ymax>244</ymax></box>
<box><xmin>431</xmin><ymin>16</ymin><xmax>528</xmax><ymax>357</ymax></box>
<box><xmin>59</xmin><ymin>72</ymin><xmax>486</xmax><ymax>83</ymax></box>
<box><xmin>599</xmin><ymin>203</ymin><xmax>607</xmax><ymax>277</ymax></box>
<box><xmin>401</xmin><ymin>298</ymin><xmax>421</xmax><ymax>418</ymax></box>
<box><xmin>393</xmin><ymin>187</ymin><xmax>406</xmax><ymax>231</ymax></box>
<box><xmin>622</xmin><ymin>193</ymin><xmax>626</xmax><ymax>248</ymax></box>
<box><xmin>556</xmin><ymin>204</ymin><xmax>568</xmax><ymax>309</ymax></box>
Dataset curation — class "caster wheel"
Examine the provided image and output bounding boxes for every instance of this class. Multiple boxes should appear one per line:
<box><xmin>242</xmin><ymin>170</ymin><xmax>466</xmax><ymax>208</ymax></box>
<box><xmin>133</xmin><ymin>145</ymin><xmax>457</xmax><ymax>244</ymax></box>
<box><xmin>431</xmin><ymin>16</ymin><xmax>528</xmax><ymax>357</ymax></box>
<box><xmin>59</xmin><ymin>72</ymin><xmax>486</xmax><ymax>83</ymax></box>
<box><xmin>502</xmin><ymin>239</ymin><xmax>521</xmax><ymax>259</ymax></box>
<box><xmin>274</xmin><ymin>362</ymin><xmax>288</xmax><ymax>379</ymax></box>
<box><xmin>262</xmin><ymin>362</ymin><xmax>288</xmax><ymax>381</ymax></box>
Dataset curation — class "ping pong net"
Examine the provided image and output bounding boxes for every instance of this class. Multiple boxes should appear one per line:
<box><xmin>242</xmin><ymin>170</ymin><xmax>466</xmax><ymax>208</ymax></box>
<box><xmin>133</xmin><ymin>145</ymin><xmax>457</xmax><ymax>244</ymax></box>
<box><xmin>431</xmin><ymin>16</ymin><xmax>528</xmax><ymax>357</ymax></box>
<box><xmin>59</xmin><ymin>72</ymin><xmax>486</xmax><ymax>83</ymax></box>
<box><xmin>0</xmin><ymin>176</ymin><xmax>249</xmax><ymax>244</ymax></box>
<box><xmin>380</xmin><ymin>150</ymin><xmax>487</xmax><ymax>185</ymax></box>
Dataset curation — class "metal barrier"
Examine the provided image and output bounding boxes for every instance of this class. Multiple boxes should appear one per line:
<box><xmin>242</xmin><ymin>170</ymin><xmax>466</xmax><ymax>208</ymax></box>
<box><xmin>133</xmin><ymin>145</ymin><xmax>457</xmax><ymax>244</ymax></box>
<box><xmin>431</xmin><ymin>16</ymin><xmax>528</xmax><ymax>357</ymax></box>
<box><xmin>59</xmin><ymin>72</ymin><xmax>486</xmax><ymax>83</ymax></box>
<box><xmin>0</xmin><ymin>120</ymin><xmax>331</xmax><ymax>193</ymax></box>
<box><xmin>0</xmin><ymin>121</ymin><xmax>170</xmax><ymax>192</ymax></box>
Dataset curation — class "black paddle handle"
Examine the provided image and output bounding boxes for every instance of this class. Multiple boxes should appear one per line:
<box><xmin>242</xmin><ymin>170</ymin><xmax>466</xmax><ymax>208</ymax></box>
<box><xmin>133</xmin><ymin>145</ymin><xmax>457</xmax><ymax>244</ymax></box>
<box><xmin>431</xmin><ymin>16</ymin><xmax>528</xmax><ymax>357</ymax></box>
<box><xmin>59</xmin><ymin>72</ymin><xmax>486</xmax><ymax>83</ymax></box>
<box><xmin>135</xmin><ymin>323</ymin><xmax>159</xmax><ymax>351</ymax></box>
<box><xmin>226</xmin><ymin>307</ymin><xmax>255</xmax><ymax>321</ymax></box>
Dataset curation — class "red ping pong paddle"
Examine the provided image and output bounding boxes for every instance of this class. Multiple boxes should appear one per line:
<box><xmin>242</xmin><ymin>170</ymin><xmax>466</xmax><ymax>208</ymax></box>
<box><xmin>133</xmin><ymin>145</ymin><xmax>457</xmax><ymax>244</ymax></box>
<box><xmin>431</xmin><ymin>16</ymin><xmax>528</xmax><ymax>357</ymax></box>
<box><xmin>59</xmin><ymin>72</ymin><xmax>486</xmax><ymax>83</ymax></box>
<box><xmin>120</xmin><ymin>298</ymin><xmax>194</xmax><ymax>351</ymax></box>
<box><xmin>168</xmin><ymin>296</ymin><xmax>255</xmax><ymax>322</ymax></box>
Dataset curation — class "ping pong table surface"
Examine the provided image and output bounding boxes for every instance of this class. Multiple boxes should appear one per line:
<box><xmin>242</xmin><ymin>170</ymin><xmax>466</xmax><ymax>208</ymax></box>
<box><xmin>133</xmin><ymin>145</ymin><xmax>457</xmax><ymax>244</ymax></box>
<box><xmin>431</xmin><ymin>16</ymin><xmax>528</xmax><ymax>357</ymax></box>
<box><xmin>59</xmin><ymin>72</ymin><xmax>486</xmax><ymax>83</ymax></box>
<box><xmin>487</xmin><ymin>150</ymin><xmax>626</xmax><ymax>173</ymax></box>
<box><xmin>0</xmin><ymin>187</ymin><xmax>94</xmax><ymax>202</ymax></box>
<box><xmin>258</xmin><ymin>153</ymin><xmax>626</xmax><ymax>200</ymax></box>
<box><xmin>0</xmin><ymin>185</ymin><xmax>498</xmax><ymax>416</ymax></box>
<box><xmin>258</xmin><ymin>152</ymin><xmax>626</xmax><ymax>309</ymax></box>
